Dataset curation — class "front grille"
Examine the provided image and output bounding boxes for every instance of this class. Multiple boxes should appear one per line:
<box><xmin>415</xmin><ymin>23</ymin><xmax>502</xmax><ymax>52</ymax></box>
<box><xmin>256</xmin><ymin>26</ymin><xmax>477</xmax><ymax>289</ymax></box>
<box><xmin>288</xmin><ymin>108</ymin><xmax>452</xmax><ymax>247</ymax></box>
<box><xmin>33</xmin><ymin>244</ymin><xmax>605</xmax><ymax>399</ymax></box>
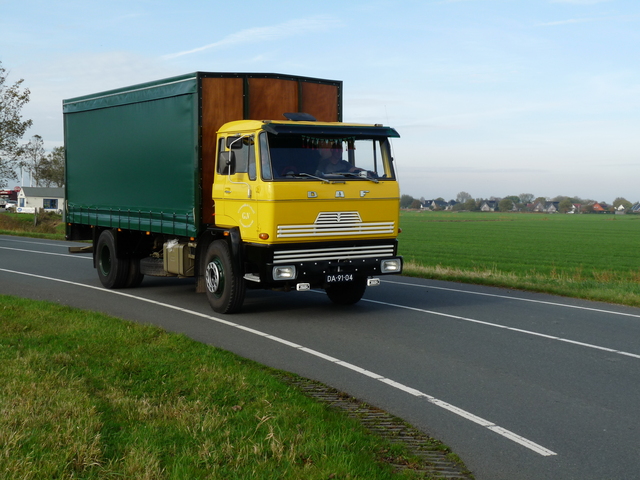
<box><xmin>277</xmin><ymin>211</ymin><xmax>395</xmax><ymax>238</ymax></box>
<box><xmin>273</xmin><ymin>244</ymin><xmax>395</xmax><ymax>264</ymax></box>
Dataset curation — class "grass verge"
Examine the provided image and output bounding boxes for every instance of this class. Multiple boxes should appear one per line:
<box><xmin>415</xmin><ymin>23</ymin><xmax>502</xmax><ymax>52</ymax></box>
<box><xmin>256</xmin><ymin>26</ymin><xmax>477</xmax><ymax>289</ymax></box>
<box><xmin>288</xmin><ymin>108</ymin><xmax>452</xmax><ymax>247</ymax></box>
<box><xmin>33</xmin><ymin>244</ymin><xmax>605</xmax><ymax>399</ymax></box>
<box><xmin>403</xmin><ymin>261</ymin><xmax>640</xmax><ymax>307</ymax></box>
<box><xmin>0</xmin><ymin>211</ymin><xmax>65</xmax><ymax>240</ymax></box>
<box><xmin>0</xmin><ymin>295</ymin><xmax>436</xmax><ymax>480</ymax></box>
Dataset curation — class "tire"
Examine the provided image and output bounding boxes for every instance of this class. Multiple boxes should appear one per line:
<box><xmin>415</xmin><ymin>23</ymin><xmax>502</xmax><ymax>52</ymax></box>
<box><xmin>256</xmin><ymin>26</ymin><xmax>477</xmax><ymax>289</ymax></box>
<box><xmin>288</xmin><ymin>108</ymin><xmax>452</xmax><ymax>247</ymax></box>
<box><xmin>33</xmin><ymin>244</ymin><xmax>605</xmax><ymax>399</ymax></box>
<box><xmin>325</xmin><ymin>278</ymin><xmax>367</xmax><ymax>305</ymax></box>
<box><xmin>124</xmin><ymin>257</ymin><xmax>144</xmax><ymax>288</ymax></box>
<box><xmin>204</xmin><ymin>240</ymin><xmax>246</xmax><ymax>314</ymax></box>
<box><xmin>96</xmin><ymin>230</ymin><xmax>129</xmax><ymax>289</ymax></box>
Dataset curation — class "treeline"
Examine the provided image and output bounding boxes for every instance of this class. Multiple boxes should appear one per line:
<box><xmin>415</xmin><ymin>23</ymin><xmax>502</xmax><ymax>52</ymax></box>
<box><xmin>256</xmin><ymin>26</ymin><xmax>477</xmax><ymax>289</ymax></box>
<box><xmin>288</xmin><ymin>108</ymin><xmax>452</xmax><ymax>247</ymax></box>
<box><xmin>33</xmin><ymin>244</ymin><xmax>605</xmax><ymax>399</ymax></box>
<box><xmin>401</xmin><ymin>192</ymin><xmax>637</xmax><ymax>213</ymax></box>
<box><xmin>0</xmin><ymin>61</ymin><xmax>64</xmax><ymax>189</ymax></box>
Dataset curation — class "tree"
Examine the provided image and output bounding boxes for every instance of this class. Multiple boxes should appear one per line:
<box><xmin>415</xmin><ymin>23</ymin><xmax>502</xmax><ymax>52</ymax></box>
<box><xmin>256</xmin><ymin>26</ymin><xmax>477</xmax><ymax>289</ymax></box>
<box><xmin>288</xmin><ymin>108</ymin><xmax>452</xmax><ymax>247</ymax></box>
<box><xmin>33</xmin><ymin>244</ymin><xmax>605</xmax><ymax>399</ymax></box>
<box><xmin>456</xmin><ymin>191</ymin><xmax>472</xmax><ymax>203</ymax></box>
<box><xmin>0</xmin><ymin>61</ymin><xmax>32</xmax><ymax>188</ymax></box>
<box><xmin>39</xmin><ymin>146</ymin><xmax>65</xmax><ymax>187</ymax></box>
<box><xmin>18</xmin><ymin>135</ymin><xmax>46</xmax><ymax>186</ymax></box>
<box><xmin>400</xmin><ymin>194</ymin><xmax>415</xmax><ymax>209</ymax></box>
<box><xmin>498</xmin><ymin>198</ymin><xmax>514</xmax><ymax>212</ymax></box>
<box><xmin>534</xmin><ymin>197</ymin><xmax>547</xmax><ymax>206</ymax></box>
<box><xmin>463</xmin><ymin>198</ymin><xmax>477</xmax><ymax>211</ymax></box>
<box><xmin>410</xmin><ymin>199</ymin><xmax>423</xmax><ymax>209</ymax></box>
<box><xmin>613</xmin><ymin>197</ymin><xmax>632</xmax><ymax>211</ymax></box>
<box><xmin>519</xmin><ymin>193</ymin><xmax>534</xmax><ymax>205</ymax></box>
<box><xmin>558</xmin><ymin>197</ymin><xmax>573</xmax><ymax>213</ymax></box>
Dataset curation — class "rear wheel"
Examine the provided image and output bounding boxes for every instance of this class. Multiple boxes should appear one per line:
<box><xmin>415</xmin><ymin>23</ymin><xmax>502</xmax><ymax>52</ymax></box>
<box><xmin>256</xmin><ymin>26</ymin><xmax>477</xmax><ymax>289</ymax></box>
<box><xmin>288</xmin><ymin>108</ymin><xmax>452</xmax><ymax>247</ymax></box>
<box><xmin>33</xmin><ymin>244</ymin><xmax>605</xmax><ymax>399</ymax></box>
<box><xmin>204</xmin><ymin>240</ymin><xmax>245</xmax><ymax>314</ymax></box>
<box><xmin>96</xmin><ymin>230</ymin><xmax>129</xmax><ymax>289</ymax></box>
<box><xmin>325</xmin><ymin>278</ymin><xmax>367</xmax><ymax>305</ymax></box>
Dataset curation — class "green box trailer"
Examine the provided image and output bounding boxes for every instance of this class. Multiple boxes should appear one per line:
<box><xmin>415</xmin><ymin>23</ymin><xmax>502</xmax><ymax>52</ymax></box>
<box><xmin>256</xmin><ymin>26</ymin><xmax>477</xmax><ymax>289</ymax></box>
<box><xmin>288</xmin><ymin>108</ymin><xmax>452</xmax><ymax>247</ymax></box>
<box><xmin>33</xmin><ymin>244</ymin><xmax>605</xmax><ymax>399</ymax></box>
<box><xmin>64</xmin><ymin>72</ymin><xmax>343</xmax><ymax>240</ymax></box>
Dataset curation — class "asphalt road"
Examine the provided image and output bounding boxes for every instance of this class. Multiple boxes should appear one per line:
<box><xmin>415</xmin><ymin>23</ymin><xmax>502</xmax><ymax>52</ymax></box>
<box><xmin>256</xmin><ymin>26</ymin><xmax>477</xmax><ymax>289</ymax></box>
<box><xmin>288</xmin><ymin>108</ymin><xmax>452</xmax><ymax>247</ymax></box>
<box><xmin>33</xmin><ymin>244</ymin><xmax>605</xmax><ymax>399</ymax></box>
<box><xmin>2</xmin><ymin>234</ymin><xmax>639</xmax><ymax>480</ymax></box>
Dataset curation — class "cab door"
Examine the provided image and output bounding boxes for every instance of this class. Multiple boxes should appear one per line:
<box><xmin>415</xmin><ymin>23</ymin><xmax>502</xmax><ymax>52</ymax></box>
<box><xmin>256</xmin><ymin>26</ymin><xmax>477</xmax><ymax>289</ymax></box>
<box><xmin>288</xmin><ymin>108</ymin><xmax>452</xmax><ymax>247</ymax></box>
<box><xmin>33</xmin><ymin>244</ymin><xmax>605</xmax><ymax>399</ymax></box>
<box><xmin>212</xmin><ymin>134</ymin><xmax>260</xmax><ymax>241</ymax></box>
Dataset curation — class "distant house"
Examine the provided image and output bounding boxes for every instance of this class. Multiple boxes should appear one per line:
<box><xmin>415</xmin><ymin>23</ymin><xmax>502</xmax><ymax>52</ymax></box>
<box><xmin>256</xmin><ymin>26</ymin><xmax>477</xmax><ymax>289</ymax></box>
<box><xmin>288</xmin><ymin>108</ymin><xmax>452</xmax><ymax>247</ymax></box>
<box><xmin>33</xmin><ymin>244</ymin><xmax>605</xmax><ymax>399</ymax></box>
<box><xmin>533</xmin><ymin>201</ymin><xmax>560</xmax><ymax>213</ymax></box>
<box><xmin>631</xmin><ymin>203</ymin><xmax>640</xmax><ymax>213</ymax></box>
<box><xmin>423</xmin><ymin>199</ymin><xmax>449</xmax><ymax>210</ymax></box>
<box><xmin>592</xmin><ymin>202</ymin><xmax>610</xmax><ymax>213</ymax></box>
<box><xmin>16</xmin><ymin>187</ymin><xmax>64</xmax><ymax>214</ymax></box>
<box><xmin>480</xmin><ymin>200</ymin><xmax>498</xmax><ymax>212</ymax></box>
<box><xmin>546</xmin><ymin>202</ymin><xmax>560</xmax><ymax>213</ymax></box>
<box><xmin>569</xmin><ymin>204</ymin><xmax>581</xmax><ymax>214</ymax></box>
<box><xmin>445</xmin><ymin>200</ymin><xmax>458</xmax><ymax>211</ymax></box>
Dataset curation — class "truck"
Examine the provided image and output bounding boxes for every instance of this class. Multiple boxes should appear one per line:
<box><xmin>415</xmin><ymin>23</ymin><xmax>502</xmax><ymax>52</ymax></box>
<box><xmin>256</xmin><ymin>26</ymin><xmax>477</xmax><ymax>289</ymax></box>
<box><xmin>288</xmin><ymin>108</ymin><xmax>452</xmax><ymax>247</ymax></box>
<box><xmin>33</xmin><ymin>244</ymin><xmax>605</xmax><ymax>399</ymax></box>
<box><xmin>63</xmin><ymin>72</ymin><xmax>402</xmax><ymax>313</ymax></box>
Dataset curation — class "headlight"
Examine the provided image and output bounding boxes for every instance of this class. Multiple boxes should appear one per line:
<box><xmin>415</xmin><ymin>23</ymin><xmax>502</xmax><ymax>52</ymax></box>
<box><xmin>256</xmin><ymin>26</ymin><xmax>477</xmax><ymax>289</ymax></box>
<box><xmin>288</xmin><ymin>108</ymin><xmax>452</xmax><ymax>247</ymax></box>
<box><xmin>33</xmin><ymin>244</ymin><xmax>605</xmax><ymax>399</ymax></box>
<box><xmin>381</xmin><ymin>258</ymin><xmax>402</xmax><ymax>273</ymax></box>
<box><xmin>273</xmin><ymin>265</ymin><xmax>297</xmax><ymax>280</ymax></box>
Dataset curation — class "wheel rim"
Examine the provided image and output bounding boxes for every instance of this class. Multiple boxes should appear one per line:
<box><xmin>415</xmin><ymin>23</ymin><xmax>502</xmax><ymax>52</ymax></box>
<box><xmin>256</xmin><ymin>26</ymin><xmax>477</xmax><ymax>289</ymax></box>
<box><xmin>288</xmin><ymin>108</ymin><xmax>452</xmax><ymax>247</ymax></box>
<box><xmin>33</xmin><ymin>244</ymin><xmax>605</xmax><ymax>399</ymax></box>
<box><xmin>205</xmin><ymin>258</ymin><xmax>224</xmax><ymax>298</ymax></box>
<box><xmin>98</xmin><ymin>245</ymin><xmax>111</xmax><ymax>276</ymax></box>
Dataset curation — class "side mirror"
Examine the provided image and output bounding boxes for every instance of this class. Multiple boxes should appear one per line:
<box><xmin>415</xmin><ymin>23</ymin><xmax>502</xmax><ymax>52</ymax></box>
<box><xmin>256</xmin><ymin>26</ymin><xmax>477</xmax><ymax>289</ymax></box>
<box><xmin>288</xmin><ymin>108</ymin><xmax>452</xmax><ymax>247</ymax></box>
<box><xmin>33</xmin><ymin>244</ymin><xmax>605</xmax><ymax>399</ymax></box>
<box><xmin>226</xmin><ymin>136</ymin><xmax>244</xmax><ymax>149</ymax></box>
<box><xmin>219</xmin><ymin>151</ymin><xmax>236</xmax><ymax>175</ymax></box>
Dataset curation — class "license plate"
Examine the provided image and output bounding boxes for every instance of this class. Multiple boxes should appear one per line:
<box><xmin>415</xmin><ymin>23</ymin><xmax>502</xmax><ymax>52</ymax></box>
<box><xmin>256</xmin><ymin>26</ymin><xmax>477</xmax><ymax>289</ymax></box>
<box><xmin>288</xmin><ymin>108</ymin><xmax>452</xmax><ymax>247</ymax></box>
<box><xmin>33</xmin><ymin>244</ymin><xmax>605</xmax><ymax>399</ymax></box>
<box><xmin>326</xmin><ymin>273</ymin><xmax>354</xmax><ymax>283</ymax></box>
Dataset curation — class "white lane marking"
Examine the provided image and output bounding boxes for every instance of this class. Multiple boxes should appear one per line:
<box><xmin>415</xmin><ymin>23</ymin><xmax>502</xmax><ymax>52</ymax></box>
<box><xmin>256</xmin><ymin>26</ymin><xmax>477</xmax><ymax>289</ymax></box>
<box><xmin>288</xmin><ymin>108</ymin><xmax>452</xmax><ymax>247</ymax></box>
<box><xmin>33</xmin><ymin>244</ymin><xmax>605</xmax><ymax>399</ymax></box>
<box><xmin>363</xmin><ymin>298</ymin><xmax>640</xmax><ymax>360</ymax></box>
<box><xmin>0</xmin><ymin>246</ymin><xmax>92</xmax><ymax>259</ymax></box>
<box><xmin>0</xmin><ymin>267</ymin><xmax>556</xmax><ymax>457</ymax></box>
<box><xmin>384</xmin><ymin>279</ymin><xmax>640</xmax><ymax>319</ymax></box>
<box><xmin>0</xmin><ymin>237</ymin><xmax>76</xmax><ymax>248</ymax></box>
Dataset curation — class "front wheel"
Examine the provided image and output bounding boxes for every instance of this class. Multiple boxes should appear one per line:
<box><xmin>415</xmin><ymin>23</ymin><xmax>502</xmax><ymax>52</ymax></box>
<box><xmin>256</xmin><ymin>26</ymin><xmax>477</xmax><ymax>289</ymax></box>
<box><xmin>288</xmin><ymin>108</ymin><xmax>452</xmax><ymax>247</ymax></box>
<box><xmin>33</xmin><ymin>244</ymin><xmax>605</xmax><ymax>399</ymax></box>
<box><xmin>204</xmin><ymin>240</ymin><xmax>245</xmax><ymax>314</ymax></box>
<box><xmin>325</xmin><ymin>278</ymin><xmax>367</xmax><ymax>305</ymax></box>
<box><xmin>124</xmin><ymin>257</ymin><xmax>144</xmax><ymax>288</ymax></box>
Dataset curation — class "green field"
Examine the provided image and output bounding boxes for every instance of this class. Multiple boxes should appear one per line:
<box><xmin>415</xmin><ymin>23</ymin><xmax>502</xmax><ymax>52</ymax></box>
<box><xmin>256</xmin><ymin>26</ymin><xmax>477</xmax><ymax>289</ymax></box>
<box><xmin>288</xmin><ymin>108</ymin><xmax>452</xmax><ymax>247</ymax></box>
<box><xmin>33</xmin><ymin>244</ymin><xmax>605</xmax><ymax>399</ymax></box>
<box><xmin>398</xmin><ymin>211</ymin><xmax>640</xmax><ymax>306</ymax></box>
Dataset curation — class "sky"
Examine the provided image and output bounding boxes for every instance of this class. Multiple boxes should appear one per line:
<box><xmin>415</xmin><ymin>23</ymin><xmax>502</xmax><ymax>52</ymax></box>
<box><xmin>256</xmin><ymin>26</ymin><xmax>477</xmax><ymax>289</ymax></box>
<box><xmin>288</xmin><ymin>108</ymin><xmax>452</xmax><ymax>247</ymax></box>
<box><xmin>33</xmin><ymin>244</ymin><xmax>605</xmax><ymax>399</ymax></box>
<box><xmin>2</xmin><ymin>0</ymin><xmax>639</xmax><ymax>203</ymax></box>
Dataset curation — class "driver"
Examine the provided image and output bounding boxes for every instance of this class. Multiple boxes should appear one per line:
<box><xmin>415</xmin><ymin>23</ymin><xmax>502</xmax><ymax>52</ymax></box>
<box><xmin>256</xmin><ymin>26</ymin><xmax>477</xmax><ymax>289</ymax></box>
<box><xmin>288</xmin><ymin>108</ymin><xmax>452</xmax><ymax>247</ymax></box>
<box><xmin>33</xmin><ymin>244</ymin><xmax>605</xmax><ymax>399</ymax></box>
<box><xmin>318</xmin><ymin>143</ymin><xmax>363</xmax><ymax>174</ymax></box>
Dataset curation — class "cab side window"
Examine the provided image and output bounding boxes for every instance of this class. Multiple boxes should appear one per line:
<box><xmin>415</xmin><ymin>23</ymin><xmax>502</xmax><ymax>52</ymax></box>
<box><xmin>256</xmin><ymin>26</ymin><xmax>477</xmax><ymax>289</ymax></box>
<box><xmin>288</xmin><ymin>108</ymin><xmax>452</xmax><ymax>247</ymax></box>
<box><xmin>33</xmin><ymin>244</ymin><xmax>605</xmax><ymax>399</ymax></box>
<box><xmin>217</xmin><ymin>136</ymin><xmax>256</xmax><ymax>180</ymax></box>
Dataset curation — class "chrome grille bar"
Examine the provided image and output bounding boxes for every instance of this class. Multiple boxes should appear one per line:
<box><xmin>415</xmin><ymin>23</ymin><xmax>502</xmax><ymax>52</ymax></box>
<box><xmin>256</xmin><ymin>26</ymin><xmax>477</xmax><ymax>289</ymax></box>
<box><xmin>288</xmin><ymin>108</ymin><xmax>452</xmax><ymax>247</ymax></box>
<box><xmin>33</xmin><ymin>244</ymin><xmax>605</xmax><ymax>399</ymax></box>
<box><xmin>273</xmin><ymin>245</ymin><xmax>395</xmax><ymax>264</ymax></box>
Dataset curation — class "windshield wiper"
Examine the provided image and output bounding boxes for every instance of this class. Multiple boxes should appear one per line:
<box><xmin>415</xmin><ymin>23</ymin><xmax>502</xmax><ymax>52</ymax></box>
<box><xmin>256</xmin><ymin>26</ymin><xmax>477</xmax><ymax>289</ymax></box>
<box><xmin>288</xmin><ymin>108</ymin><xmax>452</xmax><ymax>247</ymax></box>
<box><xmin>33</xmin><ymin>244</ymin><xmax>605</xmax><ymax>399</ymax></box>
<box><xmin>330</xmin><ymin>171</ymin><xmax>380</xmax><ymax>183</ymax></box>
<box><xmin>298</xmin><ymin>172</ymin><xmax>332</xmax><ymax>183</ymax></box>
<box><xmin>282</xmin><ymin>172</ymin><xmax>343</xmax><ymax>184</ymax></box>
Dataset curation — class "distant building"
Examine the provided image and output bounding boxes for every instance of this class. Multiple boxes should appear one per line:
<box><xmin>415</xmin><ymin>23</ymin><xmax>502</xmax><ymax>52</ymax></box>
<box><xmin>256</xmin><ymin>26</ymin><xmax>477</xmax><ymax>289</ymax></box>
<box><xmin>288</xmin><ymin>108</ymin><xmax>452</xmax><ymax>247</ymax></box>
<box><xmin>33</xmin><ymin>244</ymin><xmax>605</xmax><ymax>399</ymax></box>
<box><xmin>16</xmin><ymin>187</ymin><xmax>64</xmax><ymax>214</ymax></box>
<box><xmin>0</xmin><ymin>187</ymin><xmax>19</xmax><ymax>203</ymax></box>
<box><xmin>592</xmin><ymin>202</ymin><xmax>610</xmax><ymax>213</ymax></box>
<box><xmin>532</xmin><ymin>201</ymin><xmax>560</xmax><ymax>213</ymax></box>
<box><xmin>423</xmin><ymin>199</ymin><xmax>449</xmax><ymax>210</ymax></box>
<box><xmin>480</xmin><ymin>200</ymin><xmax>498</xmax><ymax>212</ymax></box>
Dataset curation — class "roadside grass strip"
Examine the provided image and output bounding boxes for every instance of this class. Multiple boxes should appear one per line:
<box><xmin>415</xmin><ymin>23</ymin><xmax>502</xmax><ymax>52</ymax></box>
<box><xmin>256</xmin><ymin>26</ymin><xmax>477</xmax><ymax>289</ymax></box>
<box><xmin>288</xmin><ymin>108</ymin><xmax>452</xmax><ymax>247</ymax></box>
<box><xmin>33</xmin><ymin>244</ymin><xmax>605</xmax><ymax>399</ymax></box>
<box><xmin>0</xmin><ymin>295</ymin><xmax>433</xmax><ymax>480</ymax></box>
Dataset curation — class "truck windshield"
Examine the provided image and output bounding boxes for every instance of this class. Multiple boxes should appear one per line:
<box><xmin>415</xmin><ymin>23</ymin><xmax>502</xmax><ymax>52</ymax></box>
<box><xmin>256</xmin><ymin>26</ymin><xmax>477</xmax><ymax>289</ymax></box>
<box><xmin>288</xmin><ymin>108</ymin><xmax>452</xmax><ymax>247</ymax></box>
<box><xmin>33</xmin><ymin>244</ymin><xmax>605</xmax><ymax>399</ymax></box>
<box><xmin>263</xmin><ymin>133</ymin><xmax>395</xmax><ymax>181</ymax></box>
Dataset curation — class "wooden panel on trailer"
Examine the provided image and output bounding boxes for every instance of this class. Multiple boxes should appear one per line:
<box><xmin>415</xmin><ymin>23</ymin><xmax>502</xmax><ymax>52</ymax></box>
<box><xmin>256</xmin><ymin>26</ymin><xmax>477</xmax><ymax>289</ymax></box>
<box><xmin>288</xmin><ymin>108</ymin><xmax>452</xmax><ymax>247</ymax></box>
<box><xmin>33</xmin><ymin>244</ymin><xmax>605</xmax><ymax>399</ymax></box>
<box><xmin>248</xmin><ymin>78</ymin><xmax>298</xmax><ymax>120</ymax></box>
<box><xmin>301</xmin><ymin>82</ymin><xmax>340</xmax><ymax>122</ymax></box>
<box><xmin>201</xmin><ymin>77</ymin><xmax>244</xmax><ymax>223</ymax></box>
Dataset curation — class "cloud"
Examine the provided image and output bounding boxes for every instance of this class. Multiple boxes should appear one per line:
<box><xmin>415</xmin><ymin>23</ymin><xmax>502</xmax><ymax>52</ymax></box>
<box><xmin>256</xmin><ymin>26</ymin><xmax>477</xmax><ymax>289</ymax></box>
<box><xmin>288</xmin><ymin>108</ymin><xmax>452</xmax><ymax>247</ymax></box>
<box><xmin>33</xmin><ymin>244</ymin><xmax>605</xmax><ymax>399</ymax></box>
<box><xmin>164</xmin><ymin>15</ymin><xmax>340</xmax><ymax>59</ymax></box>
<box><xmin>550</xmin><ymin>0</ymin><xmax>612</xmax><ymax>4</ymax></box>
<box><xmin>536</xmin><ymin>17</ymin><xmax>596</xmax><ymax>26</ymax></box>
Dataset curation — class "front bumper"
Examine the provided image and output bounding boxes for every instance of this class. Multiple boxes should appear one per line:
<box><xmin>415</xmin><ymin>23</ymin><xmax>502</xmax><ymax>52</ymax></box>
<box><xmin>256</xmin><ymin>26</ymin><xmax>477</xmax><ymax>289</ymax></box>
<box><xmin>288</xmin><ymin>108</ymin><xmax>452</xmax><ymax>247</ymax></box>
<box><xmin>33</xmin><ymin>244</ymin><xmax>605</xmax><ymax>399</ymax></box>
<box><xmin>243</xmin><ymin>240</ymin><xmax>402</xmax><ymax>288</ymax></box>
